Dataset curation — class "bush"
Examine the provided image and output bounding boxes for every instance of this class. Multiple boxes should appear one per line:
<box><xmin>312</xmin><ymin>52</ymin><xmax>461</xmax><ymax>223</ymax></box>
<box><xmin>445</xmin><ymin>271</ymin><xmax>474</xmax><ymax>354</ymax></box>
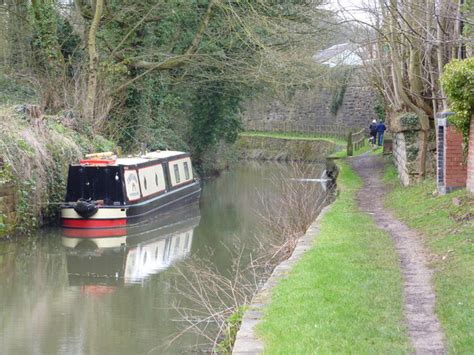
<box><xmin>441</xmin><ymin>58</ymin><xmax>474</xmax><ymax>139</ymax></box>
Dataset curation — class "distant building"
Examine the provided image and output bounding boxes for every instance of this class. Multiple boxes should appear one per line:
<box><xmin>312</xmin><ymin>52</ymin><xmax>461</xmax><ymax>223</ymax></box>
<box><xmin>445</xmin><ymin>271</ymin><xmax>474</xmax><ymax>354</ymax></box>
<box><xmin>312</xmin><ymin>43</ymin><xmax>364</xmax><ymax>67</ymax></box>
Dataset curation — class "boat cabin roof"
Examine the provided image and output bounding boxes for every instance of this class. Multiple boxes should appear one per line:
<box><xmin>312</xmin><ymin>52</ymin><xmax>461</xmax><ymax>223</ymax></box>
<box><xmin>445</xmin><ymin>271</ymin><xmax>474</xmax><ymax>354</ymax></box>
<box><xmin>77</xmin><ymin>151</ymin><xmax>189</xmax><ymax>167</ymax></box>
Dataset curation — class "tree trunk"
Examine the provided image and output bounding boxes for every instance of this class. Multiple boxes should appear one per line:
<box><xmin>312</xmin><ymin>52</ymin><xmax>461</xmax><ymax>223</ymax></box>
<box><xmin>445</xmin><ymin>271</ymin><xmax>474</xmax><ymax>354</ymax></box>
<box><xmin>85</xmin><ymin>0</ymin><xmax>104</xmax><ymax>125</ymax></box>
<box><xmin>388</xmin><ymin>0</ymin><xmax>430</xmax><ymax>178</ymax></box>
<box><xmin>5</xmin><ymin>0</ymin><xmax>29</xmax><ymax>69</ymax></box>
<box><xmin>31</xmin><ymin>0</ymin><xmax>65</xmax><ymax>111</ymax></box>
<box><xmin>436</xmin><ymin>1</ymin><xmax>448</xmax><ymax>111</ymax></box>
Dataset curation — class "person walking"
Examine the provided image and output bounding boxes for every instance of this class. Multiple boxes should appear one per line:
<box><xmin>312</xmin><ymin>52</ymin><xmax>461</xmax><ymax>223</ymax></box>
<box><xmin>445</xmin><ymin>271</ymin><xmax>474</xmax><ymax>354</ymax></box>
<box><xmin>376</xmin><ymin>120</ymin><xmax>386</xmax><ymax>146</ymax></box>
<box><xmin>369</xmin><ymin>120</ymin><xmax>377</xmax><ymax>147</ymax></box>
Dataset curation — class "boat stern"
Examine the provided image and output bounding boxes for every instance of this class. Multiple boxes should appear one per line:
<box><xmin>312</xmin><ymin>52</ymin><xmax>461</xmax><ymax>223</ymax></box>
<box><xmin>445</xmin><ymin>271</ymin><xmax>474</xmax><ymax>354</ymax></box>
<box><xmin>61</xmin><ymin>205</ymin><xmax>128</xmax><ymax>229</ymax></box>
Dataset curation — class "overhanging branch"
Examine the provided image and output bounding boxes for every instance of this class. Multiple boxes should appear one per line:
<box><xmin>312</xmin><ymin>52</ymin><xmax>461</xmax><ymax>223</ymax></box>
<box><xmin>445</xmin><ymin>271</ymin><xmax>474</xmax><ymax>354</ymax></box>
<box><xmin>116</xmin><ymin>0</ymin><xmax>216</xmax><ymax>93</ymax></box>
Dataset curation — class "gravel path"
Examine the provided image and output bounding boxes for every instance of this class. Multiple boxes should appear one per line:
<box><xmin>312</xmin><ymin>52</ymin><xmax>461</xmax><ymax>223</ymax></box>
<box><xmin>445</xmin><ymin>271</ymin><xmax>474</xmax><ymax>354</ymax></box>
<box><xmin>350</xmin><ymin>155</ymin><xmax>446</xmax><ymax>354</ymax></box>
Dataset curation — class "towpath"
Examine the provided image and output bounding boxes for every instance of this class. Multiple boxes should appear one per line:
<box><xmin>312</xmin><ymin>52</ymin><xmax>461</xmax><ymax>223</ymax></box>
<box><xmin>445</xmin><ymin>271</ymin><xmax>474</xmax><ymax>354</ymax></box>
<box><xmin>350</xmin><ymin>155</ymin><xmax>446</xmax><ymax>354</ymax></box>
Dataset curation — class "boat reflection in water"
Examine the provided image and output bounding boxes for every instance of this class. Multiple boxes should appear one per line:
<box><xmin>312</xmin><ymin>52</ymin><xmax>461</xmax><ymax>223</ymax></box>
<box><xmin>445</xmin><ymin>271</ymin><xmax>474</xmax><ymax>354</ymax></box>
<box><xmin>62</xmin><ymin>203</ymin><xmax>200</xmax><ymax>287</ymax></box>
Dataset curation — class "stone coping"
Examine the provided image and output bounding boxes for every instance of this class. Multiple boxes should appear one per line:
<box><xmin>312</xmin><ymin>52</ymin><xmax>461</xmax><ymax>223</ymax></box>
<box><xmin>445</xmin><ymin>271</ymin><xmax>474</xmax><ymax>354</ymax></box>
<box><xmin>232</xmin><ymin>203</ymin><xmax>334</xmax><ymax>354</ymax></box>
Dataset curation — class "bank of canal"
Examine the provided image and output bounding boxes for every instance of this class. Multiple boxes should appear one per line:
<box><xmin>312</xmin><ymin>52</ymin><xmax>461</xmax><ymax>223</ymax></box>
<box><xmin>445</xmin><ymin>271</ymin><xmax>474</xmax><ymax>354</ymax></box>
<box><xmin>235</xmin><ymin>159</ymin><xmax>411</xmax><ymax>354</ymax></box>
<box><xmin>0</xmin><ymin>161</ymin><xmax>331</xmax><ymax>354</ymax></box>
<box><xmin>236</xmin><ymin>154</ymin><xmax>473</xmax><ymax>353</ymax></box>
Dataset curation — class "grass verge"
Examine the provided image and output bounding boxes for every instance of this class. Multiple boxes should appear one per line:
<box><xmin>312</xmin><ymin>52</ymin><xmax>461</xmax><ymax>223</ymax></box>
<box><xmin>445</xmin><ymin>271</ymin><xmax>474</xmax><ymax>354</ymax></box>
<box><xmin>370</xmin><ymin>146</ymin><xmax>384</xmax><ymax>155</ymax></box>
<box><xmin>256</xmin><ymin>161</ymin><xmax>411</xmax><ymax>354</ymax></box>
<box><xmin>240</xmin><ymin>131</ymin><xmax>346</xmax><ymax>145</ymax></box>
<box><xmin>328</xmin><ymin>142</ymin><xmax>373</xmax><ymax>158</ymax></box>
<box><xmin>217</xmin><ymin>306</ymin><xmax>247</xmax><ymax>354</ymax></box>
<box><xmin>384</xmin><ymin>161</ymin><xmax>474</xmax><ymax>353</ymax></box>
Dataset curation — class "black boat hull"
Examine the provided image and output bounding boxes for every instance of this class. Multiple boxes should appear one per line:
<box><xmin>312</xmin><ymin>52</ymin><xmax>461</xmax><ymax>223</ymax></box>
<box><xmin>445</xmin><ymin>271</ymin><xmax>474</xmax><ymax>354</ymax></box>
<box><xmin>61</xmin><ymin>181</ymin><xmax>201</xmax><ymax>234</ymax></box>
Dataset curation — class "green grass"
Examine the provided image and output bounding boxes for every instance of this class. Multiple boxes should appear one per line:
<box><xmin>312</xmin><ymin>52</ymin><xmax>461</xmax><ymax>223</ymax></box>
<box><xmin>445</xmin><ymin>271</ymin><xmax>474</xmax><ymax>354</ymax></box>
<box><xmin>384</xmin><ymin>162</ymin><xmax>474</xmax><ymax>353</ymax></box>
<box><xmin>240</xmin><ymin>131</ymin><xmax>346</xmax><ymax>145</ymax></box>
<box><xmin>370</xmin><ymin>146</ymin><xmax>384</xmax><ymax>155</ymax></box>
<box><xmin>257</xmin><ymin>161</ymin><xmax>411</xmax><ymax>354</ymax></box>
<box><xmin>328</xmin><ymin>142</ymin><xmax>373</xmax><ymax>159</ymax></box>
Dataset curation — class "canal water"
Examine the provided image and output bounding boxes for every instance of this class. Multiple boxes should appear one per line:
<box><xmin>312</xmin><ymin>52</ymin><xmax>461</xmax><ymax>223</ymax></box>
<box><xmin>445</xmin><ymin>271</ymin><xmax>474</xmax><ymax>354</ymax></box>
<box><xmin>0</xmin><ymin>161</ymin><xmax>328</xmax><ymax>354</ymax></box>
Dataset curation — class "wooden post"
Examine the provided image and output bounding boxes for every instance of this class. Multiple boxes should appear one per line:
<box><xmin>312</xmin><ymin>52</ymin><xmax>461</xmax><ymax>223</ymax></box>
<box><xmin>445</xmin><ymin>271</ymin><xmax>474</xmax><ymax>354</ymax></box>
<box><xmin>347</xmin><ymin>132</ymin><xmax>353</xmax><ymax>156</ymax></box>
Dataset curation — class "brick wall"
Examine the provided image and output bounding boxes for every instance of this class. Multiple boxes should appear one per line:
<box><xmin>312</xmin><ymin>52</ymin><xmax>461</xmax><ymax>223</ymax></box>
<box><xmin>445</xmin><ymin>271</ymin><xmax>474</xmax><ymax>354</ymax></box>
<box><xmin>466</xmin><ymin>117</ymin><xmax>474</xmax><ymax>193</ymax></box>
<box><xmin>444</xmin><ymin>125</ymin><xmax>468</xmax><ymax>190</ymax></box>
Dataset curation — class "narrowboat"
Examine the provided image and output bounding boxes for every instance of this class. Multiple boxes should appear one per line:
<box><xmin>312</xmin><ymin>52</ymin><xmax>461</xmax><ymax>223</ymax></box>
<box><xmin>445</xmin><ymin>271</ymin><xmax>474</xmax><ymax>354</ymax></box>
<box><xmin>61</xmin><ymin>150</ymin><xmax>201</xmax><ymax>233</ymax></box>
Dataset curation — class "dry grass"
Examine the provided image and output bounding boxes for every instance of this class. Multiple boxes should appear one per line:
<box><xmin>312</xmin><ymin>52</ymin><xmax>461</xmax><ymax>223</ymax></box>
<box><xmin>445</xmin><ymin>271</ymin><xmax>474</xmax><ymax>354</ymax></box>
<box><xmin>59</xmin><ymin>66</ymin><xmax>112</xmax><ymax>131</ymax></box>
<box><xmin>1</xmin><ymin>65</ymin><xmax>112</xmax><ymax>133</ymax></box>
<box><xmin>0</xmin><ymin>107</ymin><xmax>112</xmax><ymax>231</ymax></box>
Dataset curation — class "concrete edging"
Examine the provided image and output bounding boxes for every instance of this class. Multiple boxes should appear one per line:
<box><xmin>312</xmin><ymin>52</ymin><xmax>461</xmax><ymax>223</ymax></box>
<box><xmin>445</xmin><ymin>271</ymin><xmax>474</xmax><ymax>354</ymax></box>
<box><xmin>232</xmin><ymin>203</ymin><xmax>334</xmax><ymax>354</ymax></box>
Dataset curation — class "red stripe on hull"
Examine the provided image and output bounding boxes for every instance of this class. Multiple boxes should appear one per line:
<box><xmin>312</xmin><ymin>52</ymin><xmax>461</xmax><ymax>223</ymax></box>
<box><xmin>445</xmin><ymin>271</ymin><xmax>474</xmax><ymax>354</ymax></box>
<box><xmin>62</xmin><ymin>218</ymin><xmax>127</xmax><ymax>228</ymax></box>
<box><xmin>63</xmin><ymin>228</ymin><xmax>127</xmax><ymax>238</ymax></box>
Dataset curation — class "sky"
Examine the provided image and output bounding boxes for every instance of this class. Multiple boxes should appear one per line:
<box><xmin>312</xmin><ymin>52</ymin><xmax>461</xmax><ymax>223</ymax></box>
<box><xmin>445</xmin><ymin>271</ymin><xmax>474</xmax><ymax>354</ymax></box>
<box><xmin>325</xmin><ymin>0</ymin><xmax>376</xmax><ymax>25</ymax></box>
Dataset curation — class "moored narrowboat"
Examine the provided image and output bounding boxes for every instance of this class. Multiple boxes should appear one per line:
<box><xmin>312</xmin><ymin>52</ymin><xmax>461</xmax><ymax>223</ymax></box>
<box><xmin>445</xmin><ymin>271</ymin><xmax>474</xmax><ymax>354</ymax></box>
<box><xmin>61</xmin><ymin>150</ymin><xmax>201</xmax><ymax>232</ymax></box>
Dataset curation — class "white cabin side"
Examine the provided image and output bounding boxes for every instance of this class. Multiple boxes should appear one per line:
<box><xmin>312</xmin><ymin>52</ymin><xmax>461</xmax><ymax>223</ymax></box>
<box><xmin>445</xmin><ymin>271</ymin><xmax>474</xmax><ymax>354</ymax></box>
<box><xmin>124</xmin><ymin>169</ymin><xmax>141</xmax><ymax>201</ymax></box>
<box><xmin>119</xmin><ymin>151</ymin><xmax>195</xmax><ymax>203</ymax></box>
<box><xmin>138</xmin><ymin>164</ymin><xmax>166</xmax><ymax>198</ymax></box>
<box><xmin>168</xmin><ymin>157</ymin><xmax>193</xmax><ymax>187</ymax></box>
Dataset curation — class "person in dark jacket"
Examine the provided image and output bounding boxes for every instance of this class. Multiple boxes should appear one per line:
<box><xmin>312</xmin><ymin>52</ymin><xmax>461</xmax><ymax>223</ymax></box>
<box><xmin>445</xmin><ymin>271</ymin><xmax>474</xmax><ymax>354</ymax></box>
<box><xmin>369</xmin><ymin>120</ymin><xmax>377</xmax><ymax>146</ymax></box>
<box><xmin>376</xmin><ymin>120</ymin><xmax>386</xmax><ymax>146</ymax></box>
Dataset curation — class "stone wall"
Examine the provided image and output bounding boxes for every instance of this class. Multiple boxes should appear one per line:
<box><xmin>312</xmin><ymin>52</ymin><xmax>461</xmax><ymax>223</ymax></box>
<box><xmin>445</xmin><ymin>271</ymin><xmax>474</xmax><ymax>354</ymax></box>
<box><xmin>241</xmin><ymin>68</ymin><xmax>379</xmax><ymax>131</ymax></box>
<box><xmin>392</xmin><ymin>132</ymin><xmax>410</xmax><ymax>186</ymax></box>
<box><xmin>391</xmin><ymin>113</ymin><xmax>436</xmax><ymax>186</ymax></box>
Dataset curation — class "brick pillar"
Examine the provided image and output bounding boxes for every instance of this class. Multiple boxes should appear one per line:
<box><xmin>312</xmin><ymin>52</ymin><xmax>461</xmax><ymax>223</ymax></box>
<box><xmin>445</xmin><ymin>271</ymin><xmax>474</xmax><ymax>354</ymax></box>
<box><xmin>466</xmin><ymin>116</ymin><xmax>474</xmax><ymax>194</ymax></box>
<box><xmin>436</xmin><ymin>112</ymin><xmax>468</xmax><ymax>194</ymax></box>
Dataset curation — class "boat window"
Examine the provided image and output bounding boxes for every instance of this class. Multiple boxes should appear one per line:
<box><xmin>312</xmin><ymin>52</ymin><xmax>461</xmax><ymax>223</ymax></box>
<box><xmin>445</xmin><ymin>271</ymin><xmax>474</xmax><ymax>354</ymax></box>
<box><xmin>144</xmin><ymin>176</ymin><xmax>147</xmax><ymax>190</ymax></box>
<box><xmin>184</xmin><ymin>161</ymin><xmax>190</xmax><ymax>180</ymax></box>
<box><xmin>174</xmin><ymin>164</ymin><xmax>180</xmax><ymax>183</ymax></box>
<box><xmin>155</xmin><ymin>173</ymin><xmax>158</xmax><ymax>186</ymax></box>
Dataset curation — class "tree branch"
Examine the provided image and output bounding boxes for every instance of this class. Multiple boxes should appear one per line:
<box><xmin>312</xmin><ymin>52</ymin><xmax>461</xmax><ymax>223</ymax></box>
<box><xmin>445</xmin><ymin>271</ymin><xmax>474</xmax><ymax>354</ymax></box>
<box><xmin>131</xmin><ymin>0</ymin><xmax>215</xmax><ymax>70</ymax></box>
<box><xmin>116</xmin><ymin>0</ymin><xmax>217</xmax><ymax>93</ymax></box>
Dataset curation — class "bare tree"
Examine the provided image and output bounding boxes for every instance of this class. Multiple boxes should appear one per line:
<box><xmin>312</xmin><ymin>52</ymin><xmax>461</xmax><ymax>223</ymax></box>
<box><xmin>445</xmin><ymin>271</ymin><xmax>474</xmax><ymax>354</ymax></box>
<box><xmin>340</xmin><ymin>0</ymin><xmax>471</xmax><ymax>179</ymax></box>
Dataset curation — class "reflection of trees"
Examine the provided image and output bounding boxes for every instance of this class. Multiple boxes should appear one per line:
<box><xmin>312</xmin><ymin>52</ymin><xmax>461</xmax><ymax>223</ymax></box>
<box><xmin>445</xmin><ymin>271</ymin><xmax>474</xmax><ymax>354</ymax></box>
<box><xmin>0</xmin><ymin>234</ymin><xmax>175</xmax><ymax>353</ymax></box>
<box><xmin>0</xmin><ymin>236</ymin><xmax>72</xmax><ymax>353</ymax></box>
<box><xmin>0</xmin><ymin>228</ymin><xmax>201</xmax><ymax>353</ymax></box>
<box><xmin>194</xmin><ymin>162</ymin><xmax>326</xmax><ymax>268</ymax></box>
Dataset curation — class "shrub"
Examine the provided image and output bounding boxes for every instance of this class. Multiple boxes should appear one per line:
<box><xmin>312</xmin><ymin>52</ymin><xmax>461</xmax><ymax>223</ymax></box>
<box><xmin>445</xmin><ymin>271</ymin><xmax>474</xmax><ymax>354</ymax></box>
<box><xmin>441</xmin><ymin>58</ymin><xmax>474</xmax><ymax>139</ymax></box>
